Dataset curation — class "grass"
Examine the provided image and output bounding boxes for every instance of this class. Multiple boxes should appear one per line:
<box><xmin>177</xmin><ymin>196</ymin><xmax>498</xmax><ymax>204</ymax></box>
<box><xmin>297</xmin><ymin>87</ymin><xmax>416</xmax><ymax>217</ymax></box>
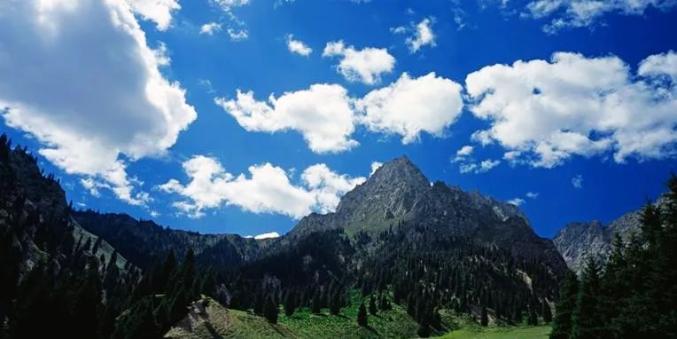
<box><xmin>278</xmin><ymin>292</ymin><xmax>421</xmax><ymax>338</ymax></box>
<box><xmin>437</xmin><ymin>324</ymin><xmax>551</xmax><ymax>339</ymax></box>
<box><xmin>165</xmin><ymin>293</ymin><xmax>551</xmax><ymax>338</ymax></box>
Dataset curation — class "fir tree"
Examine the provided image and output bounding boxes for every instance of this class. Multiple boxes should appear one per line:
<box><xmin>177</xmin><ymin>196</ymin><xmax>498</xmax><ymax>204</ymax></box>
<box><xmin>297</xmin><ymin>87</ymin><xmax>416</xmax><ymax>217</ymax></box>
<box><xmin>263</xmin><ymin>297</ymin><xmax>278</xmax><ymax>324</ymax></box>
<box><xmin>283</xmin><ymin>292</ymin><xmax>296</xmax><ymax>317</ymax></box>
<box><xmin>369</xmin><ymin>295</ymin><xmax>378</xmax><ymax>315</ymax></box>
<box><xmin>571</xmin><ymin>257</ymin><xmax>603</xmax><ymax>339</ymax></box>
<box><xmin>480</xmin><ymin>306</ymin><xmax>488</xmax><ymax>326</ymax></box>
<box><xmin>551</xmin><ymin>271</ymin><xmax>579</xmax><ymax>339</ymax></box>
<box><xmin>357</xmin><ymin>303</ymin><xmax>368</xmax><ymax>327</ymax></box>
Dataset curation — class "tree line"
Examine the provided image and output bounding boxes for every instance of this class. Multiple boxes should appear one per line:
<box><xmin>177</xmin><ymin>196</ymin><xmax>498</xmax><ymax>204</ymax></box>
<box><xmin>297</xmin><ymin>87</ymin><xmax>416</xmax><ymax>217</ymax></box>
<box><xmin>551</xmin><ymin>175</ymin><xmax>677</xmax><ymax>338</ymax></box>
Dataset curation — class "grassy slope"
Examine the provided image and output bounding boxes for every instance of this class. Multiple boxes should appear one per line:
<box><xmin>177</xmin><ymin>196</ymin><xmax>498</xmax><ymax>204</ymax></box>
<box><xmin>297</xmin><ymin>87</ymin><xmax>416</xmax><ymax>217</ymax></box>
<box><xmin>278</xmin><ymin>293</ymin><xmax>423</xmax><ymax>338</ymax></box>
<box><xmin>166</xmin><ymin>294</ymin><xmax>550</xmax><ymax>339</ymax></box>
<box><xmin>437</xmin><ymin>325</ymin><xmax>551</xmax><ymax>339</ymax></box>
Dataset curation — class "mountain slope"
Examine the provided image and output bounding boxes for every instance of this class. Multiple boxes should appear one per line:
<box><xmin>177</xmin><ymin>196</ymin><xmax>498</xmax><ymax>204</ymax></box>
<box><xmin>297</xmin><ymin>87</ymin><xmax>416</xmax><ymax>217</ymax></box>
<box><xmin>553</xmin><ymin>199</ymin><xmax>662</xmax><ymax>273</ymax></box>
<box><xmin>73</xmin><ymin>210</ymin><xmax>262</xmax><ymax>271</ymax></box>
<box><xmin>289</xmin><ymin>156</ymin><xmax>566</xmax><ymax>273</ymax></box>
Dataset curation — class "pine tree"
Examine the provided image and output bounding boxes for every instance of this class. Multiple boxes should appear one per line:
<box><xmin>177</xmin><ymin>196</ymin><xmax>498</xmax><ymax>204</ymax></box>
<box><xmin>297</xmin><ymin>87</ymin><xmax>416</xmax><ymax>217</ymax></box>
<box><xmin>480</xmin><ymin>306</ymin><xmax>488</xmax><ymax>326</ymax></box>
<box><xmin>357</xmin><ymin>303</ymin><xmax>368</xmax><ymax>327</ymax></box>
<box><xmin>542</xmin><ymin>301</ymin><xmax>552</xmax><ymax>324</ymax></box>
<box><xmin>551</xmin><ymin>271</ymin><xmax>579</xmax><ymax>339</ymax></box>
<box><xmin>329</xmin><ymin>292</ymin><xmax>341</xmax><ymax>315</ymax></box>
<box><xmin>369</xmin><ymin>295</ymin><xmax>378</xmax><ymax>315</ymax></box>
<box><xmin>571</xmin><ymin>257</ymin><xmax>603</xmax><ymax>339</ymax></box>
<box><xmin>311</xmin><ymin>291</ymin><xmax>322</xmax><ymax>314</ymax></box>
<box><xmin>284</xmin><ymin>292</ymin><xmax>296</xmax><ymax>317</ymax></box>
<box><xmin>263</xmin><ymin>297</ymin><xmax>279</xmax><ymax>324</ymax></box>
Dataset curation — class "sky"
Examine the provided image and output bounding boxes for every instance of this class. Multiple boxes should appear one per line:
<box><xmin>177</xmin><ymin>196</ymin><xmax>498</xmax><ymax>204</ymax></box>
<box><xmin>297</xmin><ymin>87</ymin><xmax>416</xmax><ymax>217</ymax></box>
<box><xmin>1</xmin><ymin>0</ymin><xmax>676</xmax><ymax>239</ymax></box>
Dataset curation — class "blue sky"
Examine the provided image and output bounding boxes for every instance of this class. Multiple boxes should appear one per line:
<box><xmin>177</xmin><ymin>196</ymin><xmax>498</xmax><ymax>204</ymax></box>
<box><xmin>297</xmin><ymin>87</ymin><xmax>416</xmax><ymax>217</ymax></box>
<box><xmin>1</xmin><ymin>0</ymin><xmax>676</xmax><ymax>238</ymax></box>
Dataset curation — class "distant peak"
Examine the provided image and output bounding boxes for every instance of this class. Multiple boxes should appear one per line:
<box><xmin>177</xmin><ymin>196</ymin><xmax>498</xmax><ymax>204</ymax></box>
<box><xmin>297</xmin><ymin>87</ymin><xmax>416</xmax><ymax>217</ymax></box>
<box><xmin>369</xmin><ymin>155</ymin><xmax>429</xmax><ymax>187</ymax></box>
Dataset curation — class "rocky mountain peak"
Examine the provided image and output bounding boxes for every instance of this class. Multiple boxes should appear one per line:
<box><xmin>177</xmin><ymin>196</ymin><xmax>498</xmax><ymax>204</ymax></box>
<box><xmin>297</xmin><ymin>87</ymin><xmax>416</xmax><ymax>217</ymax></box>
<box><xmin>367</xmin><ymin>155</ymin><xmax>429</xmax><ymax>190</ymax></box>
<box><xmin>332</xmin><ymin>156</ymin><xmax>431</xmax><ymax>232</ymax></box>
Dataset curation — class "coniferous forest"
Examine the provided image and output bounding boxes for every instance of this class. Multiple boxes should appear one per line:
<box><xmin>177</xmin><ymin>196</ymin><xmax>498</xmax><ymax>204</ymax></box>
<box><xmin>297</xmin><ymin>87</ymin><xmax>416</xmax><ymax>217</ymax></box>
<box><xmin>550</xmin><ymin>178</ymin><xmax>677</xmax><ymax>339</ymax></box>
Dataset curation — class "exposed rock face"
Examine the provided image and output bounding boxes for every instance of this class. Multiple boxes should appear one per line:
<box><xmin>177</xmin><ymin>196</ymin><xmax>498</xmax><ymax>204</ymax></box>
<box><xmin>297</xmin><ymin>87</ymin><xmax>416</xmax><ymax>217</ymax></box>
<box><xmin>553</xmin><ymin>200</ymin><xmax>658</xmax><ymax>273</ymax></box>
<box><xmin>289</xmin><ymin>156</ymin><xmax>568</xmax><ymax>275</ymax></box>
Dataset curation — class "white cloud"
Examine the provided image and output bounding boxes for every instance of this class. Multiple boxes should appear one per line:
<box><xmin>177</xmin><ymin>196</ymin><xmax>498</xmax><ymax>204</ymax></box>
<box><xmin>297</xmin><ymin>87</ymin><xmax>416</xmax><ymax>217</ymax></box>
<box><xmin>456</xmin><ymin>145</ymin><xmax>474</xmax><ymax>157</ymax></box>
<box><xmin>254</xmin><ymin>232</ymin><xmax>280</xmax><ymax>240</ymax></box>
<box><xmin>200</xmin><ymin>22</ymin><xmax>222</xmax><ymax>35</ymax></box>
<box><xmin>322</xmin><ymin>40</ymin><xmax>396</xmax><ymax>85</ymax></box>
<box><xmin>159</xmin><ymin>156</ymin><xmax>365</xmax><ymax>218</ymax></box>
<box><xmin>406</xmin><ymin>17</ymin><xmax>436</xmax><ymax>53</ymax></box>
<box><xmin>212</xmin><ymin>0</ymin><xmax>250</xmax><ymax>11</ymax></box>
<box><xmin>301</xmin><ymin>163</ymin><xmax>366</xmax><ymax>213</ymax></box>
<box><xmin>639</xmin><ymin>51</ymin><xmax>677</xmax><ymax>81</ymax></box>
<box><xmin>523</xmin><ymin>0</ymin><xmax>677</xmax><ymax>33</ymax></box>
<box><xmin>370</xmin><ymin>161</ymin><xmax>383</xmax><ymax>176</ymax></box>
<box><xmin>215</xmin><ymin>84</ymin><xmax>357</xmax><ymax>153</ymax></box>
<box><xmin>459</xmin><ymin>159</ymin><xmax>501</xmax><ymax>174</ymax></box>
<box><xmin>356</xmin><ymin>72</ymin><xmax>464</xmax><ymax>143</ymax></box>
<box><xmin>219</xmin><ymin>72</ymin><xmax>464</xmax><ymax>153</ymax></box>
<box><xmin>286</xmin><ymin>34</ymin><xmax>312</xmax><ymax>56</ymax></box>
<box><xmin>227</xmin><ymin>28</ymin><xmax>248</xmax><ymax>41</ymax></box>
<box><xmin>465</xmin><ymin>51</ymin><xmax>677</xmax><ymax>168</ymax></box>
<box><xmin>526</xmin><ymin>191</ymin><xmax>539</xmax><ymax>199</ymax></box>
<box><xmin>507</xmin><ymin>198</ymin><xmax>525</xmax><ymax>206</ymax></box>
<box><xmin>572</xmin><ymin>174</ymin><xmax>584</xmax><ymax>189</ymax></box>
<box><xmin>128</xmin><ymin>0</ymin><xmax>181</xmax><ymax>31</ymax></box>
<box><xmin>0</xmin><ymin>0</ymin><xmax>197</xmax><ymax>205</ymax></box>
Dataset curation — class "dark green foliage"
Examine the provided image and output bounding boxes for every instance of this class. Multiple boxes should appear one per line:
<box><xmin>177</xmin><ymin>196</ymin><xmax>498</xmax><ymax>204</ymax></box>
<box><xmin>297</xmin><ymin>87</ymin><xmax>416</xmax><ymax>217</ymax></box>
<box><xmin>480</xmin><ymin>306</ymin><xmax>488</xmax><ymax>326</ymax></box>
<box><xmin>417</xmin><ymin>323</ymin><xmax>431</xmax><ymax>338</ymax></box>
<box><xmin>553</xmin><ymin>175</ymin><xmax>677</xmax><ymax>338</ymax></box>
<box><xmin>571</xmin><ymin>257</ymin><xmax>603</xmax><ymax>339</ymax></box>
<box><xmin>357</xmin><ymin>303</ymin><xmax>368</xmax><ymax>327</ymax></box>
<box><xmin>542</xmin><ymin>302</ymin><xmax>552</xmax><ymax>324</ymax></box>
<box><xmin>263</xmin><ymin>297</ymin><xmax>278</xmax><ymax>324</ymax></box>
<box><xmin>369</xmin><ymin>296</ymin><xmax>378</xmax><ymax>315</ymax></box>
<box><xmin>283</xmin><ymin>291</ymin><xmax>296</xmax><ymax>317</ymax></box>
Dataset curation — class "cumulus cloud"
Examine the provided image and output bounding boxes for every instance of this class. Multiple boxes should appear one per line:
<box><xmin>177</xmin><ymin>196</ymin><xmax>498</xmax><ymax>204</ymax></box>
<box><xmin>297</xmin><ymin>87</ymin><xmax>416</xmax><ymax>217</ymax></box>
<box><xmin>370</xmin><ymin>161</ymin><xmax>383</xmax><ymax>176</ymax></box>
<box><xmin>301</xmin><ymin>163</ymin><xmax>366</xmax><ymax>214</ymax></box>
<box><xmin>322</xmin><ymin>40</ymin><xmax>396</xmax><ymax>85</ymax></box>
<box><xmin>215</xmin><ymin>84</ymin><xmax>358</xmax><ymax>153</ymax></box>
<box><xmin>465</xmin><ymin>51</ymin><xmax>677</xmax><ymax>168</ymax></box>
<box><xmin>523</xmin><ymin>0</ymin><xmax>677</xmax><ymax>33</ymax></box>
<box><xmin>572</xmin><ymin>174</ymin><xmax>584</xmax><ymax>189</ymax></box>
<box><xmin>158</xmin><ymin>156</ymin><xmax>365</xmax><ymax>218</ymax></box>
<box><xmin>406</xmin><ymin>18</ymin><xmax>436</xmax><ymax>53</ymax></box>
<box><xmin>128</xmin><ymin>0</ymin><xmax>181</xmax><ymax>31</ymax></box>
<box><xmin>356</xmin><ymin>72</ymin><xmax>464</xmax><ymax>143</ymax></box>
<box><xmin>0</xmin><ymin>0</ymin><xmax>197</xmax><ymax>205</ymax></box>
<box><xmin>200</xmin><ymin>22</ymin><xmax>222</xmax><ymax>35</ymax></box>
<box><xmin>286</xmin><ymin>34</ymin><xmax>312</xmax><ymax>56</ymax></box>
<box><xmin>219</xmin><ymin>72</ymin><xmax>464</xmax><ymax>153</ymax></box>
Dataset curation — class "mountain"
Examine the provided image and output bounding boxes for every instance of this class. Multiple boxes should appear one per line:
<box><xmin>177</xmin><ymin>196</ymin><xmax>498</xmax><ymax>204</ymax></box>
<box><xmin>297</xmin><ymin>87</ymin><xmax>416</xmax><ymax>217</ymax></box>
<box><xmin>233</xmin><ymin>156</ymin><xmax>568</xmax><ymax>328</ymax></box>
<box><xmin>73</xmin><ymin>210</ymin><xmax>263</xmax><ymax>271</ymax></box>
<box><xmin>553</xmin><ymin>198</ymin><xmax>664</xmax><ymax>273</ymax></box>
<box><xmin>290</xmin><ymin>156</ymin><xmax>565</xmax><ymax>271</ymax></box>
<box><xmin>1</xmin><ymin>139</ymin><xmax>569</xmax><ymax>337</ymax></box>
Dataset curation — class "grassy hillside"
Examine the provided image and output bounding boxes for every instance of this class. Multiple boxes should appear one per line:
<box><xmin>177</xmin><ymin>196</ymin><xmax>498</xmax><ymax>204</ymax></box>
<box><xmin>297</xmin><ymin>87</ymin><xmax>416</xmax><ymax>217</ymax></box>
<box><xmin>437</xmin><ymin>325</ymin><xmax>551</xmax><ymax>339</ymax></box>
<box><xmin>166</xmin><ymin>294</ymin><xmax>550</xmax><ymax>338</ymax></box>
<box><xmin>165</xmin><ymin>297</ymin><xmax>293</xmax><ymax>338</ymax></box>
<box><xmin>278</xmin><ymin>292</ymin><xmax>425</xmax><ymax>338</ymax></box>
